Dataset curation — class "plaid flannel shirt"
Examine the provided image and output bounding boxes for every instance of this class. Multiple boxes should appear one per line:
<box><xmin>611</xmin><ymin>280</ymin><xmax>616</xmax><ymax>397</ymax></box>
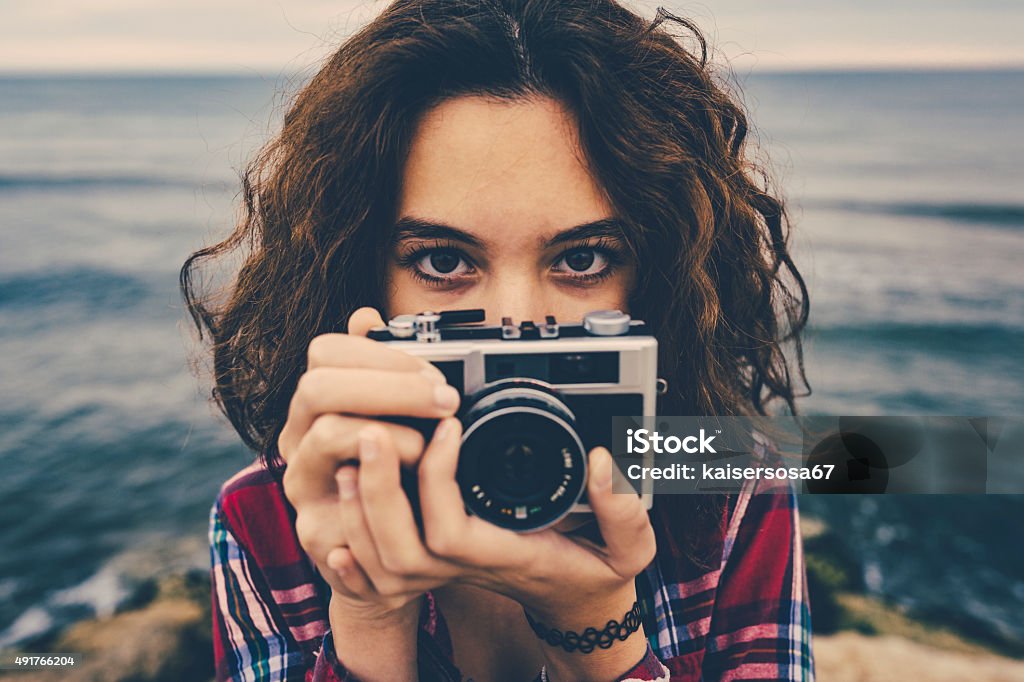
<box><xmin>210</xmin><ymin>459</ymin><xmax>814</xmax><ymax>681</ymax></box>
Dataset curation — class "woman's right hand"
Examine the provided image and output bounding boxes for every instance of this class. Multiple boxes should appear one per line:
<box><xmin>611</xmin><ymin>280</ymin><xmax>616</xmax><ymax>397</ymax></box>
<box><xmin>277</xmin><ymin>307</ymin><xmax>462</xmax><ymax>621</ymax></box>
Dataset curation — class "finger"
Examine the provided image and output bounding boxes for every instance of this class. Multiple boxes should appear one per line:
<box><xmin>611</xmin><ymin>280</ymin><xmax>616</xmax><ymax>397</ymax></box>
<box><xmin>278</xmin><ymin>358</ymin><xmax>442</xmax><ymax>458</ymax></box>
<box><xmin>298</xmin><ymin>367</ymin><xmax>456</xmax><ymax>419</ymax></box>
<box><xmin>307</xmin><ymin>333</ymin><xmax>440</xmax><ymax>375</ymax></box>
<box><xmin>284</xmin><ymin>414</ymin><xmax>427</xmax><ymax>502</ymax></box>
<box><xmin>293</xmin><ymin>499</ymin><xmax>348</xmax><ymax>572</ymax></box>
<box><xmin>418</xmin><ymin>419</ymin><xmax>538</xmax><ymax>570</ymax></box>
<box><xmin>325</xmin><ymin>546</ymin><xmax>375</xmax><ymax>596</ymax></box>
<box><xmin>283</xmin><ymin>367</ymin><xmax>459</xmax><ymax>460</ymax></box>
<box><xmin>358</xmin><ymin>426</ymin><xmax>453</xmax><ymax>578</ymax></box>
<box><xmin>347</xmin><ymin>307</ymin><xmax>386</xmax><ymax>337</ymax></box>
<box><xmin>336</xmin><ymin>466</ymin><xmax>391</xmax><ymax>592</ymax></box>
<box><xmin>585</xmin><ymin>447</ymin><xmax>656</xmax><ymax>576</ymax></box>
<box><xmin>418</xmin><ymin>418</ymin><xmax>475</xmax><ymax>561</ymax></box>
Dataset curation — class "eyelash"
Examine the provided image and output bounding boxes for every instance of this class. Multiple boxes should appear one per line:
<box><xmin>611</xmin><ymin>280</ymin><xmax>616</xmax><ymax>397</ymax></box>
<box><xmin>395</xmin><ymin>240</ymin><xmax>472</xmax><ymax>287</ymax></box>
<box><xmin>395</xmin><ymin>238</ymin><xmax>626</xmax><ymax>288</ymax></box>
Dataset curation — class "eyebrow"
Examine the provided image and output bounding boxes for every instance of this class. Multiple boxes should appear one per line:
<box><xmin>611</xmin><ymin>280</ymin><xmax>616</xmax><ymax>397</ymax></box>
<box><xmin>391</xmin><ymin>216</ymin><xmax>628</xmax><ymax>249</ymax></box>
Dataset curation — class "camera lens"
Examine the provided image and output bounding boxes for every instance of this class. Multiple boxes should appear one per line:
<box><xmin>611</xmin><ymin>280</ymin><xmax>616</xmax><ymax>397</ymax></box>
<box><xmin>458</xmin><ymin>379</ymin><xmax>587</xmax><ymax>532</ymax></box>
<box><xmin>492</xmin><ymin>441</ymin><xmax>541</xmax><ymax>498</ymax></box>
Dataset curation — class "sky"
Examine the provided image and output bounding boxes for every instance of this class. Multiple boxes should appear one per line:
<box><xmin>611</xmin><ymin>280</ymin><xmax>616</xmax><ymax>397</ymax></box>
<box><xmin>2</xmin><ymin>0</ymin><xmax>1023</xmax><ymax>74</ymax></box>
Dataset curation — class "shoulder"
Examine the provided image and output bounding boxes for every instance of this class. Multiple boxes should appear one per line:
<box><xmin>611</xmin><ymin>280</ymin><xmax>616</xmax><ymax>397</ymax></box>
<box><xmin>720</xmin><ymin>476</ymin><xmax>799</xmax><ymax>572</ymax></box>
<box><xmin>644</xmin><ymin>463</ymin><xmax>799</xmax><ymax>584</ymax></box>
<box><xmin>209</xmin><ymin>460</ymin><xmax>332</xmax><ymax>673</ymax></box>
<box><xmin>212</xmin><ymin>459</ymin><xmax>306</xmax><ymax>569</ymax></box>
<box><xmin>214</xmin><ymin>459</ymin><xmax>285</xmax><ymax>532</ymax></box>
<box><xmin>723</xmin><ymin>431</ymin><xmax>800</xmax><ymax>540</ymax></box>
<box><xmin>220</xmin><ymin>458</ymin><xmax>278</xmax><ymax>497</ymax></box>
<box><xmin>722</xmin><ymin>433</ymin><xmax>800</xmax><ymax>558</ymax></box>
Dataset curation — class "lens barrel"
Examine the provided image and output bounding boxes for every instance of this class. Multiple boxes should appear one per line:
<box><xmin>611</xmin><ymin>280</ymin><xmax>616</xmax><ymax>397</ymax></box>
<box><xmin>457</xmin><ymin>379</ymin><xmax>587</xmax><ymax>532</ymax></box>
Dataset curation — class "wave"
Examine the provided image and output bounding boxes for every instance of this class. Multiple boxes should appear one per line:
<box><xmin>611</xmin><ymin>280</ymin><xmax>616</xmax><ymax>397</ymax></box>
<box><xmin>0</xmin><ymin>267</ymin><xmax>154</xmax><ymax>311</ymax></box>
<box><xmin>0</xmin><ymin>173</ymin><xmax>223</xmax><ymax>191</ymax></box>
<box><xmin>807</xmin><ymin>199</ymin><xmax>1024</xmax><ymax>228</ymax></box>
<box><xmin>0</xmin><ymin>533</ymin><xmax>209</xmax><ymax>649</ymax></box>
<box><xmin>807</xmin><ymin>322</ymin><xmax>1024</xmax><ymax>357</ymax></box>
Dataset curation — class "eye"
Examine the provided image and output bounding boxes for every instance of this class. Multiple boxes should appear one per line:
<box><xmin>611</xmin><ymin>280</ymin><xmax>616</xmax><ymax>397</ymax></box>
<box><xmin>412</xmin><ymin>247</ymin><xmax>474</xmax><ymax>280</ymax></box>
<box><xmin>553</xmin><ymin>248</ymin><xmax>609</xmax><ymax>277</ymax></box>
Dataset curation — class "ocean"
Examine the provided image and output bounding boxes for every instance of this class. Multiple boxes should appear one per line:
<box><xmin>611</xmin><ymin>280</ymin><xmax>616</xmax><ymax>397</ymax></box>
<box><xmin>0</xmin><ymin>71</ymin><xmax>1022</xmax><ymax>650</ymax></box>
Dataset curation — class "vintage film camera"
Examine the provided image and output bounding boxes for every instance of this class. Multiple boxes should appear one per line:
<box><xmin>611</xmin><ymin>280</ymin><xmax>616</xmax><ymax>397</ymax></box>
<box><xmin>368</xmin><ymin>309</ymin><xmax>658</xmax><ymax>532</ymax></box>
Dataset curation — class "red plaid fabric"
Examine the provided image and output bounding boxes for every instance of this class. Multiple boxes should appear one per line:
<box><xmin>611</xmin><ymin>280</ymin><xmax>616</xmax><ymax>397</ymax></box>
<box><xmin>210</xmin><ymin>460</ymin><xmax>813</xmax><ymax>681</ymax></box>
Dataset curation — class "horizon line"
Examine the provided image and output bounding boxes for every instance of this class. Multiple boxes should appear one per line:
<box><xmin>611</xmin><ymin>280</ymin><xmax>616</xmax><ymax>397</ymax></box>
<box><xmin>1</xmin><ymin>62</ymin><xmax>1023</xmax><ymax>79</ymax></box>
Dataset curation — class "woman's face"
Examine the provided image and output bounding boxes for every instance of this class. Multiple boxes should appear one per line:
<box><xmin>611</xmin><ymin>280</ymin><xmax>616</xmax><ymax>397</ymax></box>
<box><xmin>386</xmin><ymin>95</ymin><xmax>635</xmax><ymax>325</ymax></box>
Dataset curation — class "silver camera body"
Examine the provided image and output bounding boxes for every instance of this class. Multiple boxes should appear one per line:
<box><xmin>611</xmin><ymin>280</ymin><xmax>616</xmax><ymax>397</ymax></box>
<box><xmin>368</xmin><ymin>309</ymin><xmax>657</xmax><ymax>532</ymax></box>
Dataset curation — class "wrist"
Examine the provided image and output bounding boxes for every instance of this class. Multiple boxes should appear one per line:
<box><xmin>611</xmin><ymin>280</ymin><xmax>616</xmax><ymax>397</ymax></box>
<box><xmin>522</xmin><ymin>580</ymin><xmax>635</xmax><ymax>628</ymax></box>
<box><xmin>327</xmin><ymin>591</ymin><xmax>421</xmax><ymax>682</ymax></box>
<box><xmin>526</xmin><ymin>600</ymin><xmax>642</xmax><ymax>654</ymax></box>
<box><xmin>329</xmin><ymin>590</ymin><xmax>422</xmax><ymax>632</ymax></box>
<box><xmin>523</xmin><ymin>583</ymin><xmax>648</xmax><ymax>682</ymax></box>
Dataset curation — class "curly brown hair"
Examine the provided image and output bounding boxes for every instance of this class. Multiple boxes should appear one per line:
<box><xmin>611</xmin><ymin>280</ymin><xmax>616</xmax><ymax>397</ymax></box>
<box><xmin>180</xmin><ymin>0</ymin><xmax>810</xmax><ymax>490</ymax></box>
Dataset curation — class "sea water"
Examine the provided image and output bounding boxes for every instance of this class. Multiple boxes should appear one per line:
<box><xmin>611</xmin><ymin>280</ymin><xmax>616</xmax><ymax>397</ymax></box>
<box><xmin>0</xmin><ymin>71</ymin><xmax>1021</xmax><ymax>648</ymax></box>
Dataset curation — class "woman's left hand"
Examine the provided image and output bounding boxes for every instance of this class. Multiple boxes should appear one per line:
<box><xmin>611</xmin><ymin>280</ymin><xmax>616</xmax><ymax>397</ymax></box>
<box><xmin>333</xmin><ymin>413</ymin><xmax>656</xmax><ymax>613</ymax></box>
<box><xmin>331</xmin><ymin>415</ymin><xmax>657</xmax><ymax>679</ymax></box>
<box><xmin>415</xmin><ymin>417</ymin><xmax>657</xmax><ymax>621</ymax></box>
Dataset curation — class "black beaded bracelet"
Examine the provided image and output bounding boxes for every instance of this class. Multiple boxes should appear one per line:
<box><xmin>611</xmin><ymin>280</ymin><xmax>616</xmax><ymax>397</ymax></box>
<box><xmin>523</xmin><ymin>601</ymin><xmax>642</xmax><ymax>654</ymax></box>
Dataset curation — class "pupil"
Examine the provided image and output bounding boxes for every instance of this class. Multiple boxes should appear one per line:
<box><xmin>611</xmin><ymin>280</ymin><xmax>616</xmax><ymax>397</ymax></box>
<box><xmin>566</xmin><ymin>250</ymin><xmax>595</xmax><ymax>272</ymax></box>
<box><xmin>430</xmin><ymin>251</ymin><xmax>459</xmax><ymax>274</ymax></box>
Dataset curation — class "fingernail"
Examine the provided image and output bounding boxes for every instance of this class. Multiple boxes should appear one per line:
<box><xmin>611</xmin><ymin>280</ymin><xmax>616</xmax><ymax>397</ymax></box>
<box><xmin>336</xmin><ymin>469</ymin><xmax>357</xmax><ymax>500</ymax></box>
<box><xmin>329</xmin><ymin>553</ymin><xmax>348</xmax><ymax>576</ymax></box>
<box><xmin>434</xmin><ymin>384</ymin><xmax>460</xmax><ymax>411</ymax></box>
<box><xmin>433</xmin><ymin>418</ymin><xmax>453</xmax><ymax>443</ymax></box>
<box><xmin>599</xmin><ymin>449</ymin><xmax>614</xmax><ymax>488</ymax></box>
<box><xmin>359</xmin><ymin>429</ymin><xmax>379</xmax><ymax>462</ymax></box>
<box><xmin>421</xmin><ymin>365</ymin><xmax>446</xmax><ymax>384</ymax></box>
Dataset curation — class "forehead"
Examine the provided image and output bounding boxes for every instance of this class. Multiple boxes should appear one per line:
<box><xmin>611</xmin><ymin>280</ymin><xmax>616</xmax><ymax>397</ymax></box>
<box><xmin>397</xmin><ymin>95</ymin><xmax>613</xmax><ymax>240</ymax></box>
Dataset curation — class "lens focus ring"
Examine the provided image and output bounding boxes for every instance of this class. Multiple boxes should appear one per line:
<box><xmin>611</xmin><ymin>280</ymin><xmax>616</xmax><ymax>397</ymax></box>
<box><xmin>457</xmin><ymin>380</ymin><xmax>587</xmax><ymax>532</ymax></box>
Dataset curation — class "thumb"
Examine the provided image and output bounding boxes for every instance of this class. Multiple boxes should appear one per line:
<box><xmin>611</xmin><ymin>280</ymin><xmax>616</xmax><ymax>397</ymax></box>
<box><xmin>586</xmin><ymin>447</ymin><xmax>656</xmax><ymax>577</ymax></box>
<box><xmin>347</xmin><ymin>307</ymin><xmax>386</xmax><ymax>337</ymax></box>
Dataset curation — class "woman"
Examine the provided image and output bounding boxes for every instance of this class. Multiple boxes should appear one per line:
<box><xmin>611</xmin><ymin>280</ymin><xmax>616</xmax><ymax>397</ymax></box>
<box><xmin>181</xmin><ymin>0</ymin><xmax>813</xmax><ymax>680</ymax></box>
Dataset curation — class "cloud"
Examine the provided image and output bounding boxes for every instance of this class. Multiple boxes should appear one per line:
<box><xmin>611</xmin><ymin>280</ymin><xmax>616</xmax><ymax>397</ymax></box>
<box><xmin>2</xmin><ymin>0</ymin><xmax>1022</xmax><ymax>73</ymax></box>
<box><xmin>0</xmin><ymin>0</ymin><xmax>388</xmax><ymax>73</ymax></box>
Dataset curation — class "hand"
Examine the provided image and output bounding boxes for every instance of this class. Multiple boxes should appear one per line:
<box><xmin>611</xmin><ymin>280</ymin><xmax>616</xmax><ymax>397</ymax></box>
<box><xmin>317</xmin><ymin>410</ymin><xmax>655</xmax><ymax>681</ymax></box>
<box><xmin>277</xmin><ymin>307</ymin><xmax>462</xmax><ymax>619</ymax></box>
<box><xmin>415</xmin><ymin>420</ymin><xmax>656</xmax><ymax>680</ymax></box>
<box><xmin>326</xmin><ymin>423</ymin><xmax>464</xmax><ymax>617</ymax></box>
<box><xmin>280</xmin><ymin>306</ymin><xmax>656</xmax><ymax>645</ymax></box>
<box><xmin>415</xmin><ymin>418</ymin><xmax>658</xmax><ymax>620</ymax></box>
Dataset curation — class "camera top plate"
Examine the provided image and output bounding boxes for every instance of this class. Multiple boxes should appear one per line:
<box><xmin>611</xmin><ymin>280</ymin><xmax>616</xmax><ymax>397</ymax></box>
<box><xmin>367</xmin><ymin>309</ymin><xmax>649</xmax><ymax>342</ymax></box>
